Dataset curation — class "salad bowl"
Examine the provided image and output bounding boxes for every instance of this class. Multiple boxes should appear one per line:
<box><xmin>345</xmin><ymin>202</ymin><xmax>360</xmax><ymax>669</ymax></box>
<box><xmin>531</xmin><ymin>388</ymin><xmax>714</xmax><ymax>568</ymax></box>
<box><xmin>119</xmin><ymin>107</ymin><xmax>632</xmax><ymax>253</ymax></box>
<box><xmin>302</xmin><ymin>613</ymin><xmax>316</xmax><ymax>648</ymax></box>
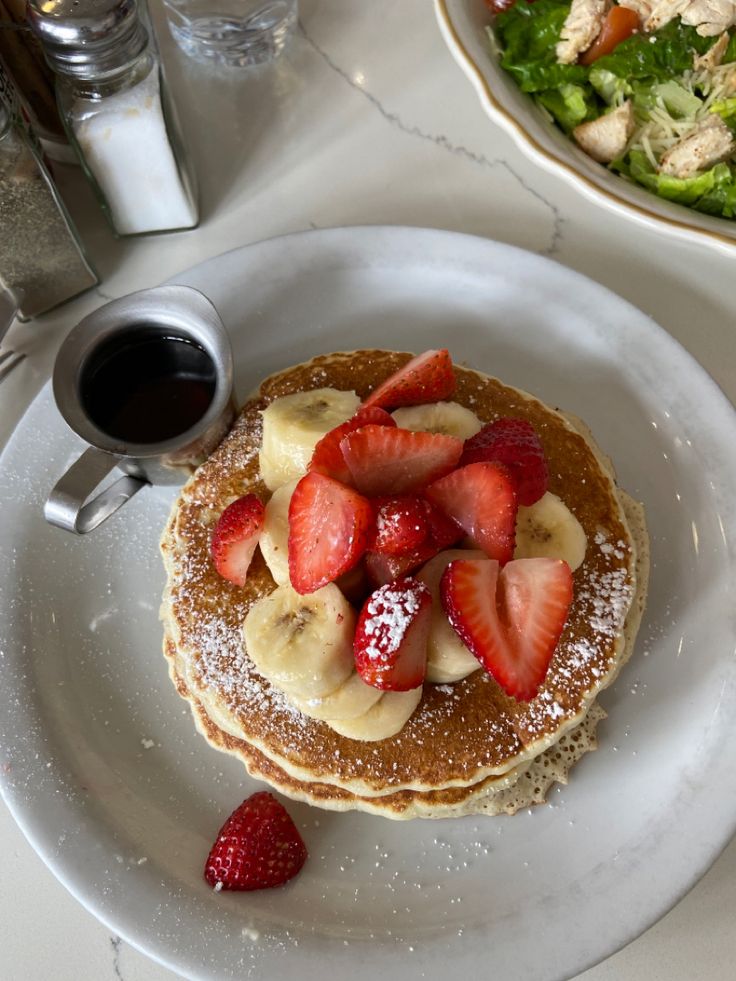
<box><xmin>435</xmin><ymin>0</ymin><xmax>736</xmax><ymax>253</ymax></box>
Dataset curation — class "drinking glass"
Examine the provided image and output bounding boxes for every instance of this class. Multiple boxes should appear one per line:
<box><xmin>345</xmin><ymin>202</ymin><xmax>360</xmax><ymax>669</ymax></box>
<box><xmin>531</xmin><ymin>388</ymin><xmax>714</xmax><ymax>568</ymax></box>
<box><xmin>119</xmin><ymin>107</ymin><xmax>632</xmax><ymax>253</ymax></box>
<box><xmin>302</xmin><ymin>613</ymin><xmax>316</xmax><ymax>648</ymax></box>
<box><xmin>162</xmin><ymin>0</ymin><xmax>297</xmax><ymax>67</ymax></box>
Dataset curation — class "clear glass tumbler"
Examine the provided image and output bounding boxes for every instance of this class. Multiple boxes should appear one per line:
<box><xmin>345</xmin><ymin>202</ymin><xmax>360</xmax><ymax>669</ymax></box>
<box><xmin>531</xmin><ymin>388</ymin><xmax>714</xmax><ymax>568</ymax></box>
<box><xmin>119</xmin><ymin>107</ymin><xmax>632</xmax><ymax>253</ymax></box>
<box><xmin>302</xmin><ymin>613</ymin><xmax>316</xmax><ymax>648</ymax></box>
<box><xmin>162</xmin><ymin>0</ymin><xmax>298</xmax><ymax>67</ymax></box>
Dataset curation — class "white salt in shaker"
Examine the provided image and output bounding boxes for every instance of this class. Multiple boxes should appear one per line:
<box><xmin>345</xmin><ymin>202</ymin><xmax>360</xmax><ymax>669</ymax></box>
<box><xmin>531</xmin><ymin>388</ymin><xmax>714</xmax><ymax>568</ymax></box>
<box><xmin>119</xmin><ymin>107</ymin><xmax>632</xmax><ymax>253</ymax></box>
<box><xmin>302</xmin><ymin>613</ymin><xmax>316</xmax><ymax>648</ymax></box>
<box><xmin>27</xmin><ymin>0</ymin><xmax>198</xmax><ymax>237</ymax></box>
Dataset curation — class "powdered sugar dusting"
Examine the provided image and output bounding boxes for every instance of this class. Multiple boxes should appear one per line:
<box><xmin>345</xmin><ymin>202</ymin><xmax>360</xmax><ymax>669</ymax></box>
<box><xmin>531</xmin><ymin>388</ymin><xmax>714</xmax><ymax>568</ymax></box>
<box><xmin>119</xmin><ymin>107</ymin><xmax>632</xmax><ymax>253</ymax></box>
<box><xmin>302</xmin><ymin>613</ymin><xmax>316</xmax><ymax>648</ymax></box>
<box><xmin>362</xmin><ymin>584</ymin><xmax>423</xmax><ymax>659</ymax></box>
<box><xmin>524</xmin><ymin>533</ymin><xmax>635</xmax><ymax>736</ymax></box>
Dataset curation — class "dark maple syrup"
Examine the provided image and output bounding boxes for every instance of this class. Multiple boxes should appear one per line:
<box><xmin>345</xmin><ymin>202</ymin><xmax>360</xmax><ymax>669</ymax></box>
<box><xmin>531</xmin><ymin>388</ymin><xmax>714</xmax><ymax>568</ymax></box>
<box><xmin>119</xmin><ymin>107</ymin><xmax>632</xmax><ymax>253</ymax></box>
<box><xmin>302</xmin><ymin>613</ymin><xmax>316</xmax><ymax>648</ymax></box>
<box><xmin>81</xmin><ymin>326</ymin><xmax>216</xmax><ymax>444</ymax></box>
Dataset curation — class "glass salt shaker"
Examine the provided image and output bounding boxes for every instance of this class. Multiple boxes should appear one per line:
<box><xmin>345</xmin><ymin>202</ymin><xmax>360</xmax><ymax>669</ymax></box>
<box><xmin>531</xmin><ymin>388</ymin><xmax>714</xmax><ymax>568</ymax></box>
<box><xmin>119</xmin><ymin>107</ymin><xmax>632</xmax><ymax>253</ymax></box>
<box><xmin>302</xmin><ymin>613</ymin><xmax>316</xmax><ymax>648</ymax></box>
<box><xmin>0</xmin><ymin>95</ymin><xmax>97</xmax><ymax>319</ymax></box>
<box><xmin>27</xmin><ymin>0</ymin><xmax>198</xmax><ymax>237</ymax></box>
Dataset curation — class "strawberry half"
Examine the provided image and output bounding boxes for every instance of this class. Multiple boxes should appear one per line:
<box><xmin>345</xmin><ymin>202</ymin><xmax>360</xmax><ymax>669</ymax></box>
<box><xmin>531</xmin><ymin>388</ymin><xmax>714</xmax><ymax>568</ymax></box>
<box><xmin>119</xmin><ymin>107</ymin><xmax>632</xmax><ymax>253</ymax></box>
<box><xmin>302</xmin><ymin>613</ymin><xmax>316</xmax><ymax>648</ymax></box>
<box><xmin>425</xmin><ymin>461</ymin><xmax>518</xmax><ymax>564</ymax></box>
<box><xmin>204</xmin><ymin>791</ymin><xmax>307</xmax><ymax>891</ymax></box>
<box><xmin>440</xmin><ymin>557</ymin><xmax>573</xmax><ymax>701</ymax></box>
<box><xmin>364</xmin><ymin>543</ymin><xmax>437</xmax><ymax>587</ymax></box>
<box><xmin>210</xmin><ymin>494</ymin><xmax>265</xmax><ymax>586</ymax></box>
<box><xmin>341</xmin><ymin>425</ymin><xmax>463</xmax><ymax>497</ymax></box>
<box><xmin>362</xmin><ymin>349</ymin><xmax>456</xmax><ymax>410</ymax></box>
<box><xmin>288</xmin><ymin>471</ymin><xmax>372</xmax><ymax>594</ymax></box>
<box><xmin>370</xmin><ymin>495</ymin><xmax>429</xmax><ymax>555</ymax></box>
<box><xmin>364</xmin><ymin>498</ymin><xmax>462</xmax><ymax>587</ymax></box>
<box><xmin>421</xmin><ymin>496</ymin><xmax>463</xmax><ymax>550</ymax></box>
<box><xmin>309</xmin><ymin>406</ymin><xmax>395</xmax><ymax>484</ymax></box>
<box><xmin>460</xmin><ymin>417</ymin><xmax>549</xmax><ymax>506</ymax></box>
<box><xmin>354</xmin><ymin>577</ymin><xmax>432</xmax><ymax>690</ymax></box>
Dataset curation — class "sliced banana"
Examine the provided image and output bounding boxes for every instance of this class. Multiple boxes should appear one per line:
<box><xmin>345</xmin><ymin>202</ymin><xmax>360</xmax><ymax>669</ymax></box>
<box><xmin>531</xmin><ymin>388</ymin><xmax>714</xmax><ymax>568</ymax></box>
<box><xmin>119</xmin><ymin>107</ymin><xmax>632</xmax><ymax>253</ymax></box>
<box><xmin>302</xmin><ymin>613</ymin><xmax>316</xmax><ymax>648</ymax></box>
<box><xmin>259</xmin><ymin>388</ymin><xmax>360</xmax><ymax>491</ymax></box>
<box><xmin>514</xmin><ymin>491</ymin><xmax>587</xmax><ymax>572</ymax></box>
<box><xmin>292</xmin><ymin>671</ymin><xmax>383</xmax><ymax>722</ymax></box>
<box><xmin>415</xmin><ymin>548</ymin><xmax>484</xmax><ymax>683</ymax></box>
<box><xmin>243</xmin><ymin>582</ymin><xmax>356</xmax><ymax>700</ymax></box>
<box><xmin>326</xmin><ymin>686</ymin><xmax>423</xmax><ymax>742</ymax></box>
<box><xmin>391</xmin><ymin>401</ymin><xmax>482</xmax><ymax>440</ymax></box>
<box><xmin>260</xmin><ymin>478</ymin><xmax>298</xmax><ymax>585</ymax></box>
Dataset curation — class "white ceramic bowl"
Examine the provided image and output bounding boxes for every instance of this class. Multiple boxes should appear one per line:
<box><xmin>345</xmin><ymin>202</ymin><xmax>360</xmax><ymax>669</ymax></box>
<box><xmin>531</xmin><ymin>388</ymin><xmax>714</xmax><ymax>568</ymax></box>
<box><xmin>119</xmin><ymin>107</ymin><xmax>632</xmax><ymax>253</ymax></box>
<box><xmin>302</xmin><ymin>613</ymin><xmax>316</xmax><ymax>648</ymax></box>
<box><xmin>435</xmin><ymin>0</ymin><xmax>736</xmax><ymax>254</ymax></box>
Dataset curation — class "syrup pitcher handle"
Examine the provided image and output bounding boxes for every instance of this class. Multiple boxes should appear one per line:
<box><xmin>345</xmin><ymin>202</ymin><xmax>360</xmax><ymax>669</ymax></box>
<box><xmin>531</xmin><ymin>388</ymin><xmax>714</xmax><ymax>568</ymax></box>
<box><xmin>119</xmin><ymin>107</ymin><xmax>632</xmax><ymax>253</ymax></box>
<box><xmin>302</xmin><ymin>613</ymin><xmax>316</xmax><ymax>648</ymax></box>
<box><xmin>44</xmin><ymin>446</ymin><xmax>148</xmax><ymax>535</ymax></box>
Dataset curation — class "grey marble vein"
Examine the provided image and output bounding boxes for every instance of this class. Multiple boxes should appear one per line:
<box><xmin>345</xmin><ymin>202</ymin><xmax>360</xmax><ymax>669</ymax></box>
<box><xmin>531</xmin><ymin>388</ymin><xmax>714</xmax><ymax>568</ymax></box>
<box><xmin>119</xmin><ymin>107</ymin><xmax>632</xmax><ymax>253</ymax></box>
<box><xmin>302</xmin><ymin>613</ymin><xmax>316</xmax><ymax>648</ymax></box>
<box><xmin>110</xmin><ymin>935</ymin><xmax>124</xmax><ymax>980</ymax></box>
<box><xmin>300</xmin><ymin>21</ymin><xmax>564</xmax><ymax>255</ymax></box>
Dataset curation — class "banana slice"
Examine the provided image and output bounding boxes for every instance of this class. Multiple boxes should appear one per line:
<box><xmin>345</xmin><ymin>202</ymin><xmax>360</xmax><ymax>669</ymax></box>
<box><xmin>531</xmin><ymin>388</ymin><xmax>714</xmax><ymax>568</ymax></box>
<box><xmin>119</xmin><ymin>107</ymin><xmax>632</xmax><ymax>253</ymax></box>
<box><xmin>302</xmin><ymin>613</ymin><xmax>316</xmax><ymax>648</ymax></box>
<box><xmin>260</xmin><ymin>478</ymin><xmax>298</xmax><ymax>585</ymax></box>
<box><xmin>259</xmin><ymin>388</ymin><xmax>360</xmax><ymax>491</ymax></box>
<box><xmin>326</xmin><ymin>686</ymin><xmax>423</xmax><ymax>742</ymax></box>
<box><xmin>292</xmin><ymin>671</ymin><xmax>383</xmax><ymax>722</ymax></box>
<box><xmin>415</xmin><ymin>548</ymin><xmax>484</xmax><ymax>683</ymax></box>
<box><xmin>243</xmin><ymin>582</ymin><xmax>356</xmax><ymax>700</ymax></box>
<box><xmin>391</xmin><ymin>401</ymin><xmax>482</xmax><ymax>440</ymax></box>
<box><xmin>514</xmin><ymin>492</ymin><xmax>587</xmax><ymax>571</ymax></box>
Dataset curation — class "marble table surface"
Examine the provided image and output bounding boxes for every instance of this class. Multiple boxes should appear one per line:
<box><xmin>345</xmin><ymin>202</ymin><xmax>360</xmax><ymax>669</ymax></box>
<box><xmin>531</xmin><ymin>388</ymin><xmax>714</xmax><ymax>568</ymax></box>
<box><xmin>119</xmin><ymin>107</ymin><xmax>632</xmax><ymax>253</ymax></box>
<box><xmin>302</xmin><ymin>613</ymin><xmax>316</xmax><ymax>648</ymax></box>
<box><xmin>1</xmin><ymin>1</ymin><xmax>735</xmax><ymax>978</ymax></box>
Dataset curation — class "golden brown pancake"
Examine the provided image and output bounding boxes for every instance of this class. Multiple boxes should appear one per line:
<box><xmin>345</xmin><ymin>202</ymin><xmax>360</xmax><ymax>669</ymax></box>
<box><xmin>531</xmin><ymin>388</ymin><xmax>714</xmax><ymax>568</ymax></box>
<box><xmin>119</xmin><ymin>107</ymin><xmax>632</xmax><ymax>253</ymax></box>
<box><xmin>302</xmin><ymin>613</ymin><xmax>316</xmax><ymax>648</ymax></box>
<box><xmin>160</xmin><ymin>350</ymin><xmax>648</xmax><ymax>811</ymax></box>
<box><xmin>164</xmin><ymin>629</ymin><xmax>611</xmax><ymax>819</ymax></box>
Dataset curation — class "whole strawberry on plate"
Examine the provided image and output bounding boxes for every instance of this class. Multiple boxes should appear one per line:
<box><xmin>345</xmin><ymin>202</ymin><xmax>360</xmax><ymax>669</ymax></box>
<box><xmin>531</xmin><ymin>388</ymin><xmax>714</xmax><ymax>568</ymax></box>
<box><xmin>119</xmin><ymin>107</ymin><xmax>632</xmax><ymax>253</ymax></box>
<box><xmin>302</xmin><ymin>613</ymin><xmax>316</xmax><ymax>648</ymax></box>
<box><xmin>204</xmin><ymin>792</ymin><xmax>307</xmax><ymax>891</ymax></box>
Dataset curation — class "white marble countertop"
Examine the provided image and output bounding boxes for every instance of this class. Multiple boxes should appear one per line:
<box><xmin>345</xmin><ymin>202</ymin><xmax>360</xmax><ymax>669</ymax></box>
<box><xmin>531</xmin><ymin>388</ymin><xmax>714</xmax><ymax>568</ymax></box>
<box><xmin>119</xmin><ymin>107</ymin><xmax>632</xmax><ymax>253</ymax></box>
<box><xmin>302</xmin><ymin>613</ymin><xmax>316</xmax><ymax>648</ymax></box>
<box><xmin>1</xmin><ymin>1</ymin><xmax>735</xmax><ymax>978</ymax></box>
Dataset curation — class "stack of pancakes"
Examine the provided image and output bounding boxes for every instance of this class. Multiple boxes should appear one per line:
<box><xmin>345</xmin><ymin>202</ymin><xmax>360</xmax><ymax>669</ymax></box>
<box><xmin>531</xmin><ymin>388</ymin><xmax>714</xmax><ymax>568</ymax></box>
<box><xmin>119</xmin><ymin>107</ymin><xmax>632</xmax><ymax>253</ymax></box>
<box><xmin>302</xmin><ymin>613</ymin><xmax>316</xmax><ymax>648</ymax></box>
<box><xmin>160</xmin><ymin>350</ymin><xmax>648</xmax><ymax>820</ymax></box>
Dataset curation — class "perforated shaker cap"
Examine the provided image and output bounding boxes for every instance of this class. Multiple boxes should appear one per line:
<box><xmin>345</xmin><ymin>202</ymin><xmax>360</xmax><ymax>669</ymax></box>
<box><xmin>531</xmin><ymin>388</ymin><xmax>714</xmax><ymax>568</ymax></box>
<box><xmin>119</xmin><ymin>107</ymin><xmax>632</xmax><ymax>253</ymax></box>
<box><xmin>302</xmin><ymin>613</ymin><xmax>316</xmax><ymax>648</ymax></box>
<box><xmin>26</xmin><ymin>0</ymin><xmax>148</xmax><ymax>77</ymax></box>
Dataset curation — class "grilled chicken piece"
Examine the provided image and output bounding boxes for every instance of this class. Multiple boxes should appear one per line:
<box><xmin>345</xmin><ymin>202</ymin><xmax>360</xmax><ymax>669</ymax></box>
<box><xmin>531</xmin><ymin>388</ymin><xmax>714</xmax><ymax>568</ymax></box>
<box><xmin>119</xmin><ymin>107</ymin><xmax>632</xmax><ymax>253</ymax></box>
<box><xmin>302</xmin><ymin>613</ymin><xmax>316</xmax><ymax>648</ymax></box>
<box><xmin>658</xmin><ymin>114</ymin><xmax>735</xmax><ymax>177</ymax></box>
<box><xmin>618</xmin><ymin>0</ymin><xmax>654</xmax><ymax>18</ymax></box>
<box><xmin>636</xmin><ymin>0</ymin><xmax>736</xmax><ymax>34</ymax></box>
<box><xmin>557</xmin><ymin>0</ymin><xmax>611</xmax><ymax>64</ymax></box>
<box><xmin>693</xmin><ymin>31</ymin><xmax>730</xmax><ymax>69</ymax></box>
<box><xmin>573</xmin><ymin>101</ymin><xmax>635</xmax><ymax>163</ymax></box>
<box><xmin>643</xmin><ymin>0</ymin><xmax>690</xmax><ymax>31</ymax></box>
<box><xmin>681</xmin><ymin>0</ymin><xmax>736</xmax><ymax>35</ymax></box>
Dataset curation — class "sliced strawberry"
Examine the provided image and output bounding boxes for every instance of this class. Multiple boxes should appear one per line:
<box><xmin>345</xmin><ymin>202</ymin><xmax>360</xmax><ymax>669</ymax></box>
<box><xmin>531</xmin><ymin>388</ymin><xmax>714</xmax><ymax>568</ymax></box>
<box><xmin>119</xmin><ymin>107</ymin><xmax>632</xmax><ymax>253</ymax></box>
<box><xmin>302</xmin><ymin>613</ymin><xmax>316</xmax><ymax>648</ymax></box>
<box><xmin>362</xmin><ymin>349</ymin><xmax>456</xmax><ymax>410</ymax></box>
<box><xmin>210</xmin><ymin>494</ymin><xmax>265</xmax><ymax>586</ymax></box>
<box><xmin>460</xmin><ymin>417</ymin><xmax>549</xmax><ymax>506</ymax></box>
<box><xmin>288</xmin><ymin>472</ymin><xmax>372</xmax><ymax>594</ymax></box>
<box><xmin>370</xmin><ymin>495</ymin><xmax>429</xmax><ymax>555</ymax></box>
<box><xmin>354</xmin><ymin>577</ymin><xmax>432</xmax><ymax>690</ymax></box>
<box><xmin>421</xmin><ymin>496</ymin><xmax>463</xmax><ymax>550</ymax></box>
<box><xmin>309</xmin><ymin>406</ymin><xmax>395</xmax><ymax>484</ymax></box>
<box><xmin>364</xmin><ymin>543</ymin><xmax>437</xmax><ymax>587</ymax></box>
<box><xmin>440</xmin><ymin>557</ymin><xmax>573</xmax><ymax>701</ymax></box>
<box><xmin>341</xmin><ymin>425</ymin><xmax>463</xmax><ymax>497</ymax></box>
<box><xmin>204</xmin><ymin>791</ymin><xmax>307</xmax><ymax>891</ymax></box>
<box><xmin>335</xmin><ymin>562</ymin><xmax>373</xmax><ymax>607</ymax></box>
<box><xmin>425</xmin><ymin>462</ymin><xmax>518</xmax><ymax>563</ymax></box>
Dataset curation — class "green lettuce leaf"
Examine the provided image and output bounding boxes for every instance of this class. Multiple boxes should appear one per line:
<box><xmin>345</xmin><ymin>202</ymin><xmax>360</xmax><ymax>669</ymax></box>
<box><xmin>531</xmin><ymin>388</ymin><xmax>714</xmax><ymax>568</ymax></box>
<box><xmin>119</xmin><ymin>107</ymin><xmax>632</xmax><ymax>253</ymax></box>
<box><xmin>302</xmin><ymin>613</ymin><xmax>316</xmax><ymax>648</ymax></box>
<box><xmin>709</xmin><ymin>99</ymin><xmax>736</xmax><ymax>131</ymax></box>
<box><xmin>654</xmin><ymin>80</ymin><xmax>702</xmax><ymax>117</ymax></box>
<box><xmin>495</xmin><ymin>0</ymin><xmax>587</xmax><ymax>92</ymax></box>
<box><xmin>618</xmin><ymin>148</ymin><xmax>736</xmax><ymax>217</ymax></box>
<box><xmin>592</xmin><ymin>19</ymin><xmax>713</xmax><ymax>80</ymax></box>
<box><xmin>589</xmin><ymin>67</ymin><xmax>632</xmax><ymax>105</ymax></box>
<box><xmin>536</xmin><ymin>83</ymin><xmax>596</xmax><ymax>131</ymax></box>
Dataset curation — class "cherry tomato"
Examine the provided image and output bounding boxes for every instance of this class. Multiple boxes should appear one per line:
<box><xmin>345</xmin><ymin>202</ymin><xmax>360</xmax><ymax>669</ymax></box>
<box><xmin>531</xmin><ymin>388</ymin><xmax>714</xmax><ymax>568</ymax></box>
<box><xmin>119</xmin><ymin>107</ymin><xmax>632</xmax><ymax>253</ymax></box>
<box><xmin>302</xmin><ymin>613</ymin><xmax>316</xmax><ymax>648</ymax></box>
<box><xmin>579</xmin><ymin>6</ymin><xmax>640</xmax><ymax>65</ymax></box>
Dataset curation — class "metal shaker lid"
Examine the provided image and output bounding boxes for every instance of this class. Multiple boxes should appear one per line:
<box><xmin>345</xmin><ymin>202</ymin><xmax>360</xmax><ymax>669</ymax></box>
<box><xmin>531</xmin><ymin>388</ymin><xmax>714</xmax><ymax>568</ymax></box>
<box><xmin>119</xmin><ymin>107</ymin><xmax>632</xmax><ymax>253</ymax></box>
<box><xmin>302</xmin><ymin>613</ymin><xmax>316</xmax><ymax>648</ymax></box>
<box><xmin>26</xmin><ymin>0</ymin><xmax>149</xmax><ymax>77</ymax></box>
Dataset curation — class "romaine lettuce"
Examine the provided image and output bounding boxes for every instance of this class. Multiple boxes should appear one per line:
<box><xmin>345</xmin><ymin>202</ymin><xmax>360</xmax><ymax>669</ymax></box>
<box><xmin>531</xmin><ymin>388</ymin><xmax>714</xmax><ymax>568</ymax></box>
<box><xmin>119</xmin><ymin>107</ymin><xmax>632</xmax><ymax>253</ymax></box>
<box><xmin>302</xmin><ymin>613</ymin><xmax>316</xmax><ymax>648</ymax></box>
<box><xmin>617</xmin><ymin>149</ymin><xmax>736</xmax><ymax>217</ymax></box>
<box><xmin>495</xmin><ymin>0</ymin><xmax>588</xmax><ymax>92</ymax></box>
<box><xmin>537</xmin><ymin>83</ymin><xmax>596</xmax><ymax>131</ymax></box>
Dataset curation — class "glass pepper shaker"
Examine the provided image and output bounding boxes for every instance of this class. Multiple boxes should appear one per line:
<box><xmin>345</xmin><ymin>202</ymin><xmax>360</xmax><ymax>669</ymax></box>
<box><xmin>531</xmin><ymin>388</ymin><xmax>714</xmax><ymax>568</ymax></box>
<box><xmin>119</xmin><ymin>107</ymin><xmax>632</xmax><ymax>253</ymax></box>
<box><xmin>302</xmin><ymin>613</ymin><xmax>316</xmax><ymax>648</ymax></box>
<box><xmin>0</xmin><ymin>94</ymin><xmax>97</xmax><ymax>318</ymax></box>
<box><xmin>27</xmin><ymin>0</ymin><xmax>198</xmax><ymax>237</ymax></box>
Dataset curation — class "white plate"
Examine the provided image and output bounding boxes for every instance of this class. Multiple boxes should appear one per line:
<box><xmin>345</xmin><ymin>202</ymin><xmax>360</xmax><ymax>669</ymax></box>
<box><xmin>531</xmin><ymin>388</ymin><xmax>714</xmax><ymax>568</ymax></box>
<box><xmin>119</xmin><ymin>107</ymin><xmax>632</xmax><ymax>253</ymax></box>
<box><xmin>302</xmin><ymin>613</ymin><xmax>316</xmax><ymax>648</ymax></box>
<box><xmin>435</xmin><ymin>0</ymin><xmax>736</xmax><ymax>255</ymax></box>
<box><xmin>1</xmin><ymin>226</ymin><xmax>735</xmax><ymax>981</ymax></box>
